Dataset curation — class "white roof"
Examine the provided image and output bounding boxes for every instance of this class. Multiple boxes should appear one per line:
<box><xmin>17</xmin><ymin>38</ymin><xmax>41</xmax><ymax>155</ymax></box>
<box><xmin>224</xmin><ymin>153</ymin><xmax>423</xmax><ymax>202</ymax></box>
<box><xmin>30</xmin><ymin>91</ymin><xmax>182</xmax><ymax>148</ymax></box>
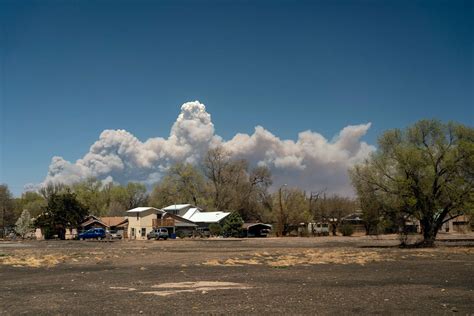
<box><xmin>183</xmin><ymin>209</ymin><xmax>230</xmax><ymax>223</ymax></box>
<box><xmin>182</xmin><ymin>207</ymin><xmax>200</xmax><ymax>220</ymax></box>
<box><xmin>126</xmin><ymin>207</ymin><xmax>164</xmax><ymax>213</ymax></box>
<box><xmin>162</xmin><ymin>204</ymin><xmax>193</xmax><ymax>211</ymax></box>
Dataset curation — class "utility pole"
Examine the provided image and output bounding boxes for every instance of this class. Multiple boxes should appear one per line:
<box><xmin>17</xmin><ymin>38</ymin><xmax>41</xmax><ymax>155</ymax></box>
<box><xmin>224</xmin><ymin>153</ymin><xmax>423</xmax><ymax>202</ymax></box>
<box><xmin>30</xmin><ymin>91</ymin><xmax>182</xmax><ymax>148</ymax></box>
<box><xmin>1</xmin><ymin>207</ymin><xmax>4</xmax><ymax>239</ymax></box>
<box><xmin>278</xmin><ymin>184</ymin><xmax>287</xmax><ymax>237</ymax></box>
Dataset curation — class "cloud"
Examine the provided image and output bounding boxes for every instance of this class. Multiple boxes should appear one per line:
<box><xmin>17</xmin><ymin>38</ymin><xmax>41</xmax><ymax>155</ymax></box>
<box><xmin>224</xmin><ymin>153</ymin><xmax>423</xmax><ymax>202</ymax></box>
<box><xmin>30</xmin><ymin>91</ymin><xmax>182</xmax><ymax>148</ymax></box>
<box><xmin>39</xmin><ymin>101</ymin><xmax>375</xmax><ymax>195</ymax></box>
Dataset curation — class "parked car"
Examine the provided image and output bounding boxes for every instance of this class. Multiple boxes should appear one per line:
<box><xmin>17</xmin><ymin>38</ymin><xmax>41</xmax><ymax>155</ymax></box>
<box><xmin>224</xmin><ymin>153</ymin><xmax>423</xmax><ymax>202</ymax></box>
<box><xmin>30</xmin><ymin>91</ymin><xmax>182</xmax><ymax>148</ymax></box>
<box><xmin>260</xmin><ymin>228</ymin><xmax>270</xmax><ymax>237</ymax></box>
<box><xmin>310</xmin><ymin>222</ymin><xmax>329</xmax><ymax>236</ymax></box>
<box><xmin>106</xmin><ymin>229</ymin><xmax>123</xmax><ymax>240</ymax></box>
<box><xmin>78</xmin><ymin>228</ymin><xmax>106</xmax><ymax>240</ymax></box>
<box><xmin>147</xmin><ymin>228</ymin><xmax>169</xmax><ymax>240</ymax></box>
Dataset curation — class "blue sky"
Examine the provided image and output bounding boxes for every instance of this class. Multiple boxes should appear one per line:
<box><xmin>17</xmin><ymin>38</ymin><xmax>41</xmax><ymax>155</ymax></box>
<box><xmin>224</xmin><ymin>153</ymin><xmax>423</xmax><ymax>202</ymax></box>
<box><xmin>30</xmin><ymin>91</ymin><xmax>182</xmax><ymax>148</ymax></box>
<box><xmin>1</xmin><ymin>0</ymin><xmax>473</xmax><ymax>196</ymax></box>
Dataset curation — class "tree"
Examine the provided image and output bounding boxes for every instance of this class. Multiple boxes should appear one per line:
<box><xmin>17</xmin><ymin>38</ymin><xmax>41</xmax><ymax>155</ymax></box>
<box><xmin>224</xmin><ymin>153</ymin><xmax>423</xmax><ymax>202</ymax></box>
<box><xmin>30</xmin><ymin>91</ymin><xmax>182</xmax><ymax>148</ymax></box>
<box><xmin>351</xmin><ymin>120</ymin><xmax>474</xmax><ymax>247</ymax></box>
<box><xmin>273</xmin><ymin>187</ymin><xmax>311</xmax><ymax>236</ymax></box>
<box><xmin>109</xmin><ymin>183</ymin><xmax>148</xmax><ymax>212</ymax></box>
<box><xmin>34</xmin><ymin>191</ymin><xmax>89</xmax><ymax>240</ymax></box>
<box><xmin>202</xmin><ymin>147</ymin><xmax>273</xmax><ymax>219</ymax></box>
<box><xmin>39</xmin><ymin>182</ymin><xmax>68</xmax><ymax>199</ymax></box>
<box><xmin>314</xmin><ymin>194</ymin><xmax>358</xmax><ymax>236</ymax></box>
<box><xmin>150</xmin><ymin>163</ymin><xmax>206</xmax><ymax>208</ymax></box>
<box><xmin>233</xmin><ymin>165</ymin><xmax>273</xmax><ymax>221</ymax></box>
<box><xmin>124</xmin><ymin>183</ymin><xmax>149</xmax><ymax>209</ymax></box>
<box><xmin>14</xmin><ymin>210</ymin><xmax>33</xmax><ymax>238</ymax></box>
<box><xmin>73</xmin><ymin>178</ymin><xmax>107</xmax><ymax>216</ymax></box>
<box><xmin>15</xmin><ymin>191</ymin><xmax>46</xmax><ymax>218</ymax></box>
<box><xmin>222</xmin><ymin>212</ymin><xmax>244</xmax><ymax>237</ymax></box>
<box><xmin>203</xmin><ymin>147</ymin><xmax>248</xmax><ymax>210</ymax></box>
<box><xmin>0</xmin><ymin>184</ymin><xmax>15</xmax><ymax>237</ymax></box>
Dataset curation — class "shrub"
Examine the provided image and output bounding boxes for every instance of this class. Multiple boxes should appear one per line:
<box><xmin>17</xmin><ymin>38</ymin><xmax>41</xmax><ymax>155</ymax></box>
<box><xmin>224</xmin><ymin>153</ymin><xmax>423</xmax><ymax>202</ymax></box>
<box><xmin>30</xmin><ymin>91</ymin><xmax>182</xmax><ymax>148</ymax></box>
<box><xmin>208</xmin><ymin>223</ymin><xmax>222</xmax><ymax>236</ymax></box>
<box><xmin>339</xmin><ymin>223</ymin><xmax>354</xmax><ymax>236</ymax></box>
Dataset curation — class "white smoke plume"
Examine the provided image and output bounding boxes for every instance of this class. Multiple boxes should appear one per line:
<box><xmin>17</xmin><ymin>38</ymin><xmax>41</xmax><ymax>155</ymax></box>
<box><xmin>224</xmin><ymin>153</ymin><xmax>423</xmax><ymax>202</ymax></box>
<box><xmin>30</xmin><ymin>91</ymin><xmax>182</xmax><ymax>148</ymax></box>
<box><xmin>41</xmin><ymin>101</ymin><xmax>375</xmax><ymax>195</ymax></box>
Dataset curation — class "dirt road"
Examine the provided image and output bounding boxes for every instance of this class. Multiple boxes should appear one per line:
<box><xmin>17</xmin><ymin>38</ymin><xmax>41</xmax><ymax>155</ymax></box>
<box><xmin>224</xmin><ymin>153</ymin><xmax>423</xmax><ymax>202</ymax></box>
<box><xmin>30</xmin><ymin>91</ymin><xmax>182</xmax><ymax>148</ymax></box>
<box><xmin>0</xmin><ymin>236</ymin><xmax>473</xmax><ymax>315</ymax></box>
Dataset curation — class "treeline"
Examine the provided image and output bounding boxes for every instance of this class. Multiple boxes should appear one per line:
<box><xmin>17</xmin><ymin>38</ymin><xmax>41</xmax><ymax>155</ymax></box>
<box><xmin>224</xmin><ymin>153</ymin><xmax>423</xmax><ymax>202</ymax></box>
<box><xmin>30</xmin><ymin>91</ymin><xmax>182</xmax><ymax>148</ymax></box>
<box><xmin>1</xmin><ymin>146</ymin><xmax>358</xmax><ymax>236</ymax></box>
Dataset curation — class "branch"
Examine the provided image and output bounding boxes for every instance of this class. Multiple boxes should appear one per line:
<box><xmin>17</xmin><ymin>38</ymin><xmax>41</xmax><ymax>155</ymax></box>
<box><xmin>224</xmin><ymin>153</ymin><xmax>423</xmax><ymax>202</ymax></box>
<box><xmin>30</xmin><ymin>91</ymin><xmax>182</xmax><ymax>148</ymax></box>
<box><xmin>442</xmin><ymin>212</ymin><xmax>464</xmax><ymax>224</ymax></box>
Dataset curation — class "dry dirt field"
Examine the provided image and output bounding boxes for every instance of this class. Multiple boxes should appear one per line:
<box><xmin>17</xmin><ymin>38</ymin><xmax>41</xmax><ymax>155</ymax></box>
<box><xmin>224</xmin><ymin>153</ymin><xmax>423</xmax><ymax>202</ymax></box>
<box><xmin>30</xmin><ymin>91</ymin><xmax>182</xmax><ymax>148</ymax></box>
<box><xmin>0</xmin><ymin>235</ymin><xmax>473</xmax><ymax>315</ymax></box>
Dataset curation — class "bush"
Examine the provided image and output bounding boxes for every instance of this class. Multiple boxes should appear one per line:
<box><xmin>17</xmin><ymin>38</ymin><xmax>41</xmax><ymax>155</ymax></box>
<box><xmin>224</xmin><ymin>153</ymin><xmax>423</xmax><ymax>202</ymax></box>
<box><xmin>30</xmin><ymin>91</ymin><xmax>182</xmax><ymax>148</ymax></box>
<box><xmin>222</xmin><ymin>212</ymin><xmax>244</xmax><ymax>237</ymax></box>
<box><xmin>339</xmin><ymin>223</ymin><xmax>354</xmax><ymax>236</ymax></box>
<box><xmin>208</xmin><ymin>223</ymin><xmax>222</xmax><ymax>236</ymax></box>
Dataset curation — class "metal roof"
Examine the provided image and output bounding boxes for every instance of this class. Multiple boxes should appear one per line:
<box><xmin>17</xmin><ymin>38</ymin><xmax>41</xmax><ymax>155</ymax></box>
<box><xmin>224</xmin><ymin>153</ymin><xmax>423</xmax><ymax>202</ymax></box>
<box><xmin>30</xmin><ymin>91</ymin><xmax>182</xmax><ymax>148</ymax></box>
<box><xmin>182</xmin><ymin>207</ymin><xmax>200</xmax><ymax>220</ymax></box>
<box><xmin>162</xmin><ymin>204</ymin><xmax>193</xmax><ymax>211</ymax></box>
<box><xmin>126</xmin><ymin>207</ymin><xmax>164</xmax><ymax>213</ymax></box>
<box><xmin>183</xmin><ymin>209</ymin><xmax>230</xmax><ymax>223</ymax></box>
<box><xmin>242</xmin><ymin>223</ymin><xmax>272</xmax><ymax>230</ymax></box>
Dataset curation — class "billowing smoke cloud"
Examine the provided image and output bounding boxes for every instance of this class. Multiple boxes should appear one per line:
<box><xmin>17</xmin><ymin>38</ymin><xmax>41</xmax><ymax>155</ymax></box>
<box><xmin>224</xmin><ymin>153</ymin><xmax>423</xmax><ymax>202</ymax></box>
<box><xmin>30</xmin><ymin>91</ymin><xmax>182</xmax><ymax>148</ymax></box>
<box><xmin>40</xmin><ymin>101</ymin><xmax>375</xmax><ymax>195</ymax></box>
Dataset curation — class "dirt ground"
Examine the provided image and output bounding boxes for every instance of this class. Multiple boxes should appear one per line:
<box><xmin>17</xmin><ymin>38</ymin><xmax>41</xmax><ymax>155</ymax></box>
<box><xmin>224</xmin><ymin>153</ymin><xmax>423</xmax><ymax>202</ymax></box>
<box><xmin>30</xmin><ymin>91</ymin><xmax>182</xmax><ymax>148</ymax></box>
<box><xmin>0</xmin><ymin>235</ymin><xmax>473</xmax><ymax>315</ymax></box>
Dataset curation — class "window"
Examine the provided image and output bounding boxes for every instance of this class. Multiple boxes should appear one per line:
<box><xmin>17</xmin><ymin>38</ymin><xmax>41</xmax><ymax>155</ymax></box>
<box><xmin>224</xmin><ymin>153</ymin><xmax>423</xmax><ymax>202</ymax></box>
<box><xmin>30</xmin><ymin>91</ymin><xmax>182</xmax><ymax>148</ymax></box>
<box><xmin>141</xmin><ymin>228</ymin><xmax>146</xmax><ymax>237</ymax></box>
<box><xmin>131</xmin><ymin>228</ymin><xmax>135</xmax><ymax>237</ymax></box>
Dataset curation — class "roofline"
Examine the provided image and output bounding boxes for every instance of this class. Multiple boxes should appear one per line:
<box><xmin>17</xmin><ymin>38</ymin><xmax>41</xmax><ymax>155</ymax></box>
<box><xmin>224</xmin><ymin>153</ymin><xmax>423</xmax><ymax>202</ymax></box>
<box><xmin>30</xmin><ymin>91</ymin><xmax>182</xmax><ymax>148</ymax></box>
<box><xmin>163</xmin><ymin>212</ymin><xmax>198</xmax><ymax>225</ymax></box>
<box><xmin>126</xmin><ymin>207</ymin><xmax>164</xmax><ymax>213</ymax></box>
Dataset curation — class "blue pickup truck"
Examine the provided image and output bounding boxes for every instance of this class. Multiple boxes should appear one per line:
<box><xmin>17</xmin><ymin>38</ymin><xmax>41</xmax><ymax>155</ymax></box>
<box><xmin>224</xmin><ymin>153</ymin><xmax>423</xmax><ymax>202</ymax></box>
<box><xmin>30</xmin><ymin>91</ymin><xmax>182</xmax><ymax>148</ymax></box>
<box><xmin>78</xmin><ymin>228</ymin><xmax>106</xmax><ymax>240</ymax></box>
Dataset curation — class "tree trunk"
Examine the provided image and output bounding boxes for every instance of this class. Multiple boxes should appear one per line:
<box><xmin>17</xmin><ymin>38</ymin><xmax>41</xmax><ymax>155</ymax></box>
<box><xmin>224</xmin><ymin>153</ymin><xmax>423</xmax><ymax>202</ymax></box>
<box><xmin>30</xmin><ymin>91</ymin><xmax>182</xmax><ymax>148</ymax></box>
<box><xmin>419</xmin><ymin>218</ymin><xmax>438</xmax><ymax>247</ymax></box>
<box><xmin>331</xmin><ymin>223</ymin><xmax>337</xmax><ymax>236</ymax></box>
<box><xmin>58</xmin><ymin>227</ymin><xmax>66</xmax><ymax>240</ymax></box>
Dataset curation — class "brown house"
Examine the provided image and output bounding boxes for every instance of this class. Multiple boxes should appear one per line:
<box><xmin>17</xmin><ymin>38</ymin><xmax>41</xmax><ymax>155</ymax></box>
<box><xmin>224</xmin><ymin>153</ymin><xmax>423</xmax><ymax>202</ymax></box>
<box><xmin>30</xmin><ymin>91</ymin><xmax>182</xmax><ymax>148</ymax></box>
<box><xmin>80</xmin><ymin>215</ymin><xmax>128</xmax><ymax>237</ymax></box>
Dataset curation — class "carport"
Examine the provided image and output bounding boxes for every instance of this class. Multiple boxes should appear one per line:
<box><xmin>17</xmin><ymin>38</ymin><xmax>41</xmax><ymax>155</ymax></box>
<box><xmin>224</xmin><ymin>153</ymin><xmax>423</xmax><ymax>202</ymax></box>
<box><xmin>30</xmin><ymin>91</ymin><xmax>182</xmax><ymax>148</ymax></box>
<box><xmin>242</xmin><ymin>223</ymin><xmax>272</xmax><ymax>237</ymax></box>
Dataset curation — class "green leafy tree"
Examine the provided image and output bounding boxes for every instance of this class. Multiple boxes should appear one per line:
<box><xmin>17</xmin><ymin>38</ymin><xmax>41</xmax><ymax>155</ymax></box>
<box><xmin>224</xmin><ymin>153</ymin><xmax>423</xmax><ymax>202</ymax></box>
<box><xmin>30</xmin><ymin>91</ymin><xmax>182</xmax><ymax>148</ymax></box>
<box><xmin>222</xmin><ymin>212</ymin><xmax>244</xmax><ymax>237</ymax></box>
<box><xmin>351</xmin><ymin>120</ymin><xmax>474</xmax><ymax>247</ymax></box>
<box><xmin>273</xmin><ymin>188</ymin><xmax>311</xmax><ymax>236</ymax></box>
<box><xmin>0</xmin><ymin>185</ymin><xmax>16</xmax><ymax>236</ymax></box>
<box><xmin>15</xmin><ymin>191</ymin><xmax>46</xmax><ymax>218</ymax></box>
<box><xmin>14</xmin><ymin>210</ymin><xmax>34</xmax><ymax>238</ymax></box>
<box><xmin>34</xmin><ymin>191</ymin><xmax>89</xmax><ymax>240</ymax></box>
<box><xmin>73</xmin><ymin>178</ymin><xmax>107</xmax><ymax>216</ymax></box>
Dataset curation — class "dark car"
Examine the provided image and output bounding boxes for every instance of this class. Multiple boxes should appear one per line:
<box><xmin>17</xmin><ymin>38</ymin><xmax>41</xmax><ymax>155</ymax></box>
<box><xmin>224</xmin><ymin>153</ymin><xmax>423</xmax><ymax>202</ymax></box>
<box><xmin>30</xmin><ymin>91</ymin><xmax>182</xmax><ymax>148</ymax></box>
<box><xmin>147</xmin><ymin>228</ymin><xmax>169</xmax><ymax>240</ymax></box>
<box><xmin>78</xmin><ymin>228</ymin><xmax>106</xmax><ymax>240</ymax></box>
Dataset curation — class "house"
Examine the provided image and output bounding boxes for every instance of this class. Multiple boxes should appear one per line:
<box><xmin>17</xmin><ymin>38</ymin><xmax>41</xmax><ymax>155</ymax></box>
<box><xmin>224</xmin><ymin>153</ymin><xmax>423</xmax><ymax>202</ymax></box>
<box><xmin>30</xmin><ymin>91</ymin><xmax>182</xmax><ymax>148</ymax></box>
<box><xmin>153</xmin><ymin>212</ymin><xmax>198</xmax><ymax>237</ymax></box>
<box><xmin>126</xmin><ymin>207</ymin><xmax>198</xmax><ymax>240</ymax></box>
<box><xmin>441</xmin><ymin>215</ymin><xmax>472</xmax><ymax>233</ymax></box>
<box><xmin>34</xmin><ymin>227</ymin><xmax>78</xmax><ymax>240</ymax></box>
<box><xmin>405</xmin><ymin>211</ymin><xmax>472</xmax><ymax>234</ymax></box>
<box><xmin>80</xmin><ymin>215</ymin><xmax>128</xmax><ymax>237</ymax></box>
<box><xmin>341</xmin><ymin>212</ymin><xmax>366</xmax><ymax>234</ymax></box>
<box><xmin>80</xmin><ymin>215</ymin><xmax>104</xmax><ymax>230</ymax></box>
<box><xmin>181</xmin><ymin>208</ymin><xmax>230</xmax><ymax>228</ymax></box>
<box><xmin>126</xmin><ymin>207</ymin><xmax>164</xmax><ymax>240</ymax></box>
